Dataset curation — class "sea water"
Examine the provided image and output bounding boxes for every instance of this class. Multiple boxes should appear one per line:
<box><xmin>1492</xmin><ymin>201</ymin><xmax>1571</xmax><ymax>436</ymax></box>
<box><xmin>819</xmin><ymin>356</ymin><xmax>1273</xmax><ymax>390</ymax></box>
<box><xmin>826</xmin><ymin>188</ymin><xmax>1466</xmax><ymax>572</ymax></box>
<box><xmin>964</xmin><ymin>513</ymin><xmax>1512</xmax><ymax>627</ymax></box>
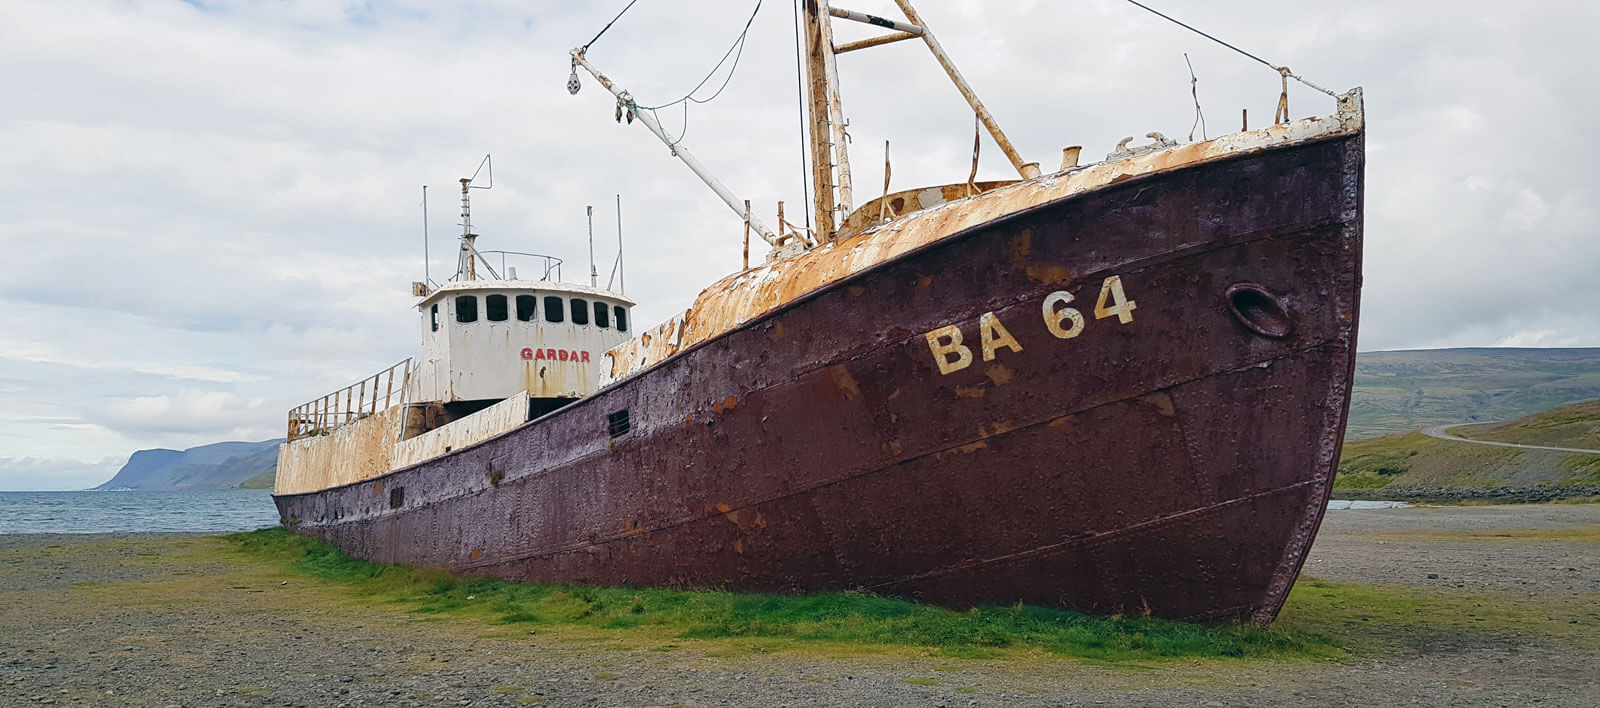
<box><xmin>0</xmin><ymin>490</ymin><xmax>281</xmax><ymax>534</ymax></box>
<box><xmin>0</xmin><ymin>489</ymin><xmax>1406</xmax><ymax>535</ymax></box>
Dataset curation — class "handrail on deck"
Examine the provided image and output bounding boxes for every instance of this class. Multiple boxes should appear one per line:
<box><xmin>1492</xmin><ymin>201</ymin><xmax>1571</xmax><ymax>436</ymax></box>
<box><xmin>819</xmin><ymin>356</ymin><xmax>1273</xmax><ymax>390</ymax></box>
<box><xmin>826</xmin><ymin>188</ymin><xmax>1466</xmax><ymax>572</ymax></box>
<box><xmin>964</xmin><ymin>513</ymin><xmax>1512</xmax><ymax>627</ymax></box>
<box><xmin>286</xmin><ymin>358</ymin><xmax>413</xmax><ymax>442</ymax></box>
<box><xmin>475</xmin><ymin>250</ymin><xmax>563</xmax><ymax>282</ymax></box>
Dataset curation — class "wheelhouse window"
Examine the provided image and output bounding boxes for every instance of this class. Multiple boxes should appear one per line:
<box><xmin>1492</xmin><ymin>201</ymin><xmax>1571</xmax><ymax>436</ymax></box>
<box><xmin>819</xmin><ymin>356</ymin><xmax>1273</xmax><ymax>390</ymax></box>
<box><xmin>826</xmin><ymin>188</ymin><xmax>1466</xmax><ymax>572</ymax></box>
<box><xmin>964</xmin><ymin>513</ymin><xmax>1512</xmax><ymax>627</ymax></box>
<box><xmin>430</xmin><ymin>304</ymin><xmax>439</xmax><ymax>332</ymax></box>
<box><xmin>614</xmin><ymin>305</ymin><xmax>628</xmax><ymax>333</ymax></box>
<box><xmin>455</xmin><ymin>295</ymin><xmax>478</xmax><ymax>323</ymax></box>
<box><xmin>593</xmin><ymin>301</ymin><xmax>610</xmax><ymax>328</ymax></box>
<box><xmin>516</xmin><ymin>295</ymin><xmax>537</xmax><ymax>322</ymax></box>
<box><xmin>571</xmin><ymin>298</ymin><xmax>589</xmax><ymax>325</ymax></box>
<box><xmin>486</xmin><ymin>294</ymin><xmax>508</xmax><ymax>322</ymax></box>
<box><xmin>543</xmin><ymin>295</ymin><xmax>564</xmax><ymax>323</ymax></box>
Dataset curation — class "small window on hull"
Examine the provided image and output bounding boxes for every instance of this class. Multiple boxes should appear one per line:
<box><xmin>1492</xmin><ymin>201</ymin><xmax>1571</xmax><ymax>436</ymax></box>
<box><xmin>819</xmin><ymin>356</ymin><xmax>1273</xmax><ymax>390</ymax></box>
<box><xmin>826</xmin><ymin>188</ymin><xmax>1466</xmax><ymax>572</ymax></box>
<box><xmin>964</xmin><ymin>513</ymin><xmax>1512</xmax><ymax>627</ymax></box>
<box><xmin>516</xmin><ymin>295</ymin><xmax>537</xmax><ymax>321</ymax></box>
<box><xmin>456</xmin><ymin>296</ymin><xmax>478</xmax><ymax>323</ymax></box>
<box><xmin>593</xmin><ymin>301</ymin><xmax>610</xmax><ymax>328</ymax></box>
<box><xmin>614</xmin><ymin>306</ymin><xmax>628</xmax><ymax>333</ymax></box>
<box><xmin>544</xmin><ymin>296</ymin><xmax>564</xmax><ymax>323</ymax></box>
<box><xmin>486</xmin><ymin>294</ymin><xmax>508</xmax><ymax>322</ymax></box>
<box><xmin>608</xmin><ymin>410</ymin><xmax>631</xmax><ymax>438</ymax></box>
<box><xmin>430</xmin><ymin>304</ymin><xmax>439</xmax><ymax>332</ymax></box>
<box><xmin>571</xmin><ymin>298</ymin><xmax>589</xmax><ymax>325</ymax></box>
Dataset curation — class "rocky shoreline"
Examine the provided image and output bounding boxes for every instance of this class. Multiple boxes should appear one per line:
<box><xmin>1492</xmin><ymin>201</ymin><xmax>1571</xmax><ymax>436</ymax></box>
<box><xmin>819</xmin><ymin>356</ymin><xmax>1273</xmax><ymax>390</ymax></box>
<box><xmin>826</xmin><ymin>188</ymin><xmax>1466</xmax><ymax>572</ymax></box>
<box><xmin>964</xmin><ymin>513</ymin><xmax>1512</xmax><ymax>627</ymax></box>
<box><xmin>1336</xmin><ymin>484</ymin><xmax>1600</xmax><ymax>504</ymax></box>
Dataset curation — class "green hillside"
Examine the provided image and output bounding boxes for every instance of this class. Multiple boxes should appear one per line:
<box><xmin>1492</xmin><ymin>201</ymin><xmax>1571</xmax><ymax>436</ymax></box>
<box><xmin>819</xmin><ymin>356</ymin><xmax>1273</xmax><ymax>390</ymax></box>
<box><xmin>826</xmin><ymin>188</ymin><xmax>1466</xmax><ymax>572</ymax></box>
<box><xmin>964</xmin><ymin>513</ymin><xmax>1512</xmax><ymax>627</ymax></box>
<box><xmin>1336</xmin><ymin>400</ymin><xmax>1600</xmax><ymax>502</ymax></box>
<box><xmin>237</xmin><ymin>468</ymin><xmax>277</xmax><ymax>490</ymax></box>
<box><xmin>1451</xmin><ymin>399</ymin><xmax>1600</xmax><ymax>450</ymax></box>
<box><xmin>1347</xmin><ymin>348</ymin><xmax>1600</xmax><ymax>439</ymax></box>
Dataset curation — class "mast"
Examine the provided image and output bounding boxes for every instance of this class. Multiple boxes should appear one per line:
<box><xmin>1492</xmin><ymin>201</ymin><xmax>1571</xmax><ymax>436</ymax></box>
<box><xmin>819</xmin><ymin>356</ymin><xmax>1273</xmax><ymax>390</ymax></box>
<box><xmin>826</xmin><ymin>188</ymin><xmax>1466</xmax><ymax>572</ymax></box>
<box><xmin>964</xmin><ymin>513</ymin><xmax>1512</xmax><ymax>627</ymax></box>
<box><xmin>457</xmin><ymin>177</ymin><xmax>477</xmax><ymax>280</ymax></box>
<box><xmin>587</xmin><ymin>205</ymin><xmax>598</xmax><ymax>287</ymax></box>
<box><xmin>801</xmin><ymin>0</ymin><xmax>1040</xmax><ymax>242</ymax></box>
<box><xmin>454</xmin><ymin>155</ymin><xmax>495</xmax><ymax>281</ymax></box>
<box><xmin>802</xmin><ymin>0</ymin><xmax>851</xmax><ymax>241</ymax></box>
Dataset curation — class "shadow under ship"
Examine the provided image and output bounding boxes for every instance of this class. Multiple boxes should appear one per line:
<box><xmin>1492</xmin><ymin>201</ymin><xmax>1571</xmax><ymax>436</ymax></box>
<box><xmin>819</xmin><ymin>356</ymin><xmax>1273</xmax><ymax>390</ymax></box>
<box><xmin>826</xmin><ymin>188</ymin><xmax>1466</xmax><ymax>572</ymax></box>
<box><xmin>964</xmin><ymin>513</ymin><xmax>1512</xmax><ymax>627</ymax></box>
<box><xmin>274</xmin><ymin>1</ymin><xmax>1364</xmax><ymax>623</ymax></box>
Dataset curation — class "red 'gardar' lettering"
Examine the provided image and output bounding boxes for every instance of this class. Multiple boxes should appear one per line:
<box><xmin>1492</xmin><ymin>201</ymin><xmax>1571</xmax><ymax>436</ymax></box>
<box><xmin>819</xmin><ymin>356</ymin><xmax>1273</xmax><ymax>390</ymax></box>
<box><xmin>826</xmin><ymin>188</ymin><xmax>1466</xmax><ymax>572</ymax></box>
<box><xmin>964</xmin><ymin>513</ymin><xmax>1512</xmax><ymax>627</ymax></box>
<box><xmin>524</xmin><ymin>349</ymin><xmax>592</xmax><ymax>362</ymax></box>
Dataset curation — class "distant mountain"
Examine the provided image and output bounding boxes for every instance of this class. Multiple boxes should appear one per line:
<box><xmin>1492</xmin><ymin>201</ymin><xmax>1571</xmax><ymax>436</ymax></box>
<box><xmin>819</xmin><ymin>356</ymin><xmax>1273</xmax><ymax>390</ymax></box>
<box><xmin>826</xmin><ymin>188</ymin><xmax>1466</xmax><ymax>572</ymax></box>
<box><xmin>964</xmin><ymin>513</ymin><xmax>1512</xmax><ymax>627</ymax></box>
<box><xmin>96</xmin><ymin>440</ymin><xmax>282</xmax><ymax>491</ymax></box>
<box><xmin>1347</xmin><ymin>348</ymin><xmax>1600</xmax><ymax>439</ymax></box>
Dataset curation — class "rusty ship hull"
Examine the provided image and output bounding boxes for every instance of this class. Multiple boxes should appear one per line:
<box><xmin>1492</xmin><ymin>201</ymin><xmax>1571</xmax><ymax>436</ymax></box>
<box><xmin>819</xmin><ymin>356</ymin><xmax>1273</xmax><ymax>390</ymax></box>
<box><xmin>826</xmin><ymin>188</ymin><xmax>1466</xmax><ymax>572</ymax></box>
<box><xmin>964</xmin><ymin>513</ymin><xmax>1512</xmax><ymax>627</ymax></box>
<box><xmin>275</xmin><ymin>130</ymin><xmax>1362</xmax><ymax>623</ymax></box>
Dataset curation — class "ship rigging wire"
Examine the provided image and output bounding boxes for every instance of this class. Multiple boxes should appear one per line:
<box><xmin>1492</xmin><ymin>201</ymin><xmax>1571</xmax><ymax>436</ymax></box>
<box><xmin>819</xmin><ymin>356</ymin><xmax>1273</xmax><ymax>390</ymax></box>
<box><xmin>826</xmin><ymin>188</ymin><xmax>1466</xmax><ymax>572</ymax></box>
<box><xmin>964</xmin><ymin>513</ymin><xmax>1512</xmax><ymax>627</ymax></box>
<box><xmin>581</xmin><ymin>0</ymin><xmax>642</xmax><ymax>53</ymax></box>
<box><xmin>583</xmin><ymin>0</ymin><xmax>765</xmax><ymax>147</ymax></box>
<box><xmin>1120</xmin><ymin>0</ymin><xmax>1339</xmax><ymax>99</ymax></box>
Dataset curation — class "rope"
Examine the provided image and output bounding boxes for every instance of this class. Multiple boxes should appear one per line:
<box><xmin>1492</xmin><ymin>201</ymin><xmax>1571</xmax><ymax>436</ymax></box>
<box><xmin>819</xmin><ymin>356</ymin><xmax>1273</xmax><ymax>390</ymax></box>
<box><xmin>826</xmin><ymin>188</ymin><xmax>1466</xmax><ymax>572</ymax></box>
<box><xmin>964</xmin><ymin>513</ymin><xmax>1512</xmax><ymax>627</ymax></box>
<box><xmin>635</xmin><ymin>0</ymin><xmax>763</xmax><ymax>111</ymax></box>
<box><xmin>1185</xmin><ymin>53</ymin><xmax>1206</xmax><ymax>141</ymax></box>
<box><xmin>582</xmin><ymin>0</ymin><xmax>642</xmax><ymax>53</ymax></box>
<box><xmin>605</xmin><ymin>0</ymin><xmax>763</xmax><ymax>147</ymax></box>
<box><xmin>1121</xmin><ymin>0</ymin><xmax>1339</xmax><ymax>99</ymax></box>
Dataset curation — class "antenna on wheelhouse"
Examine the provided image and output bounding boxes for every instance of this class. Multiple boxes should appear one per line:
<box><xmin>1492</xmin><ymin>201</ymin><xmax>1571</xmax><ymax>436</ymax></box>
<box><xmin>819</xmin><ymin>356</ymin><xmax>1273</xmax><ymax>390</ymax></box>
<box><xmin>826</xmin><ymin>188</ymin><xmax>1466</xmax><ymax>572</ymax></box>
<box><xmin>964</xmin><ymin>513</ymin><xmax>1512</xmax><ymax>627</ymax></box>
<box><xmin>421</xmin><ymin>185</ymin><xmax>430</xmax><ymax>286</ymax></box>
<box><xmin>615</xmin><ymin>194</ymin><xmax>624</xmax><ymax>294</ymax></box>
<box><xmin>606</xmin><ymin>195</ymin><xmax>625</xmax><ymax>293</ymax></box>
<box><xmin>587</xmin><ymin>205</ymin><xmax>598</xmax><ymax>287</ymax></box>
<box><xmin>455</xmin><ymin>154</ymin><xmax>495</xmax><ymax>281</ymax></box>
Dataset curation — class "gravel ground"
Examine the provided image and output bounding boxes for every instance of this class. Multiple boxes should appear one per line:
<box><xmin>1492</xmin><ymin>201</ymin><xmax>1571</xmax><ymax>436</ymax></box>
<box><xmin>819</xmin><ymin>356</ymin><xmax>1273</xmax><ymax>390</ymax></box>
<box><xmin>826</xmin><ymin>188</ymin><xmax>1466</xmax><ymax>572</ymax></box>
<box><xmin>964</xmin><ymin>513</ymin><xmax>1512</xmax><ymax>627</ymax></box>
<box><xmin>1</xmin><ymin>506</ymin><xmax>1597</xmax><ymax>707</ymax></box>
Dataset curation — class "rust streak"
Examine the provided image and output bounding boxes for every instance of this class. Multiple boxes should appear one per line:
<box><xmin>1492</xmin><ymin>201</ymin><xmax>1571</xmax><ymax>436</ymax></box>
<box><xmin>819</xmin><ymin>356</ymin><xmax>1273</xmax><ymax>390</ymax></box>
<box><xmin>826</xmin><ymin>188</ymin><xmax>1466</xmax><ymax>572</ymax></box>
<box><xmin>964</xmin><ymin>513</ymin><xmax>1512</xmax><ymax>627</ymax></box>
<box><xmin>1009</xmin><ymin>232</ymin><xmax>1032</xmax><ymax>261</ymax></box>
<box><xmin>985</xmin><ymin>364</ymin><xmax>1015</xmax><ymax>385</ymax></box>
<box><xmin>1024</xmin><ymin>263</ymin><xmax>1073</xmax><ymax>284</ymax></box>
<box><xmin>825</xmin><ymin>365</ymin><xmax>862</xmax><ymax>400</ymax></box>
<box><xmin>1142</xmin><ymin>392</ymin><xmax>1177</xmax><ymax>417</ymax></box>
<box><xmin>951</xmin><ymin>440</ymin><xmax>988</xmax><ymax>455</ymax></box>
<box><xmin>724</xmin><ymin>508</ymin><xmax>767</xmax><ymax>531</ymax></box>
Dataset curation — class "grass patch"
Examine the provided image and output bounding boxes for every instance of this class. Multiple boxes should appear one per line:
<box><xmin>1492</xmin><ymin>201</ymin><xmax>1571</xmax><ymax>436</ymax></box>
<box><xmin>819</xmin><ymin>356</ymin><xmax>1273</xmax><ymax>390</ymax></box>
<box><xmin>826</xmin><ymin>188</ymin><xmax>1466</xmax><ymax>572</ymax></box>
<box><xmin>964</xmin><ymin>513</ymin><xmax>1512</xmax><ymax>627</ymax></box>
<box><xmin>225</xmin><ymin>528</ymin><xmax>1340</xmax><ymax>663</ymax></box>
<box><xmin>1561</xmin><ymin>454</ymin><xmax>1600</xmax><ymax>483</ymax></box>
<box><xmin>1279</xmin><ymin>577</ymin><xmax>1599</xmax><ymax>651</ymax></box>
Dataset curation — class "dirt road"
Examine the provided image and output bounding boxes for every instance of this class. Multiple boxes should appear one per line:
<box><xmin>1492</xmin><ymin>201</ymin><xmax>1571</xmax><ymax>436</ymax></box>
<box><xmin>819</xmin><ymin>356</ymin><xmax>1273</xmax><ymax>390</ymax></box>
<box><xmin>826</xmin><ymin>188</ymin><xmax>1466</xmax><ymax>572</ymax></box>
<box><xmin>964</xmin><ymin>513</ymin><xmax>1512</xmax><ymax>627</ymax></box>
<box><xmin>1422</xmin><ymin>424</ymin><xmax>1600</xmax><ymax>455</ymax></box>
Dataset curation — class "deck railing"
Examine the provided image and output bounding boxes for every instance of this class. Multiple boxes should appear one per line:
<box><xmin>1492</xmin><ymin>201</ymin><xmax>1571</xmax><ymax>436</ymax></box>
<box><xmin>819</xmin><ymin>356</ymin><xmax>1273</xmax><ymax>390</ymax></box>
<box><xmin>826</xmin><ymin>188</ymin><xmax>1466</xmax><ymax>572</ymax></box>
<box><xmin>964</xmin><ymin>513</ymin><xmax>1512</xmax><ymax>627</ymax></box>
<box><xmin>286</xmin><ymin>358</ymin><xmax>413</xmax><ymax>442</ymax></box>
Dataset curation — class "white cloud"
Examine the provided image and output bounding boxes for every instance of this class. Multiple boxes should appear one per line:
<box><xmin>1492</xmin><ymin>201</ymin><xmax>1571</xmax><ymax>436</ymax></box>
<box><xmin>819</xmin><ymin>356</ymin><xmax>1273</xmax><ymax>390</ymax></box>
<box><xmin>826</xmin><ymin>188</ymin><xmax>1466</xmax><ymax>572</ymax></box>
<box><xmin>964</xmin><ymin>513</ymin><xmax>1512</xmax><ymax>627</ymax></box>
<box><xmin>0</xmin><ymin>457</ymin><xmax>122</xmax><ymax>492</ymax></box>
<box><xmin>1</xmin><ymin>0</ymin><xmax>1598</xmax><ymax>489</ymax></box>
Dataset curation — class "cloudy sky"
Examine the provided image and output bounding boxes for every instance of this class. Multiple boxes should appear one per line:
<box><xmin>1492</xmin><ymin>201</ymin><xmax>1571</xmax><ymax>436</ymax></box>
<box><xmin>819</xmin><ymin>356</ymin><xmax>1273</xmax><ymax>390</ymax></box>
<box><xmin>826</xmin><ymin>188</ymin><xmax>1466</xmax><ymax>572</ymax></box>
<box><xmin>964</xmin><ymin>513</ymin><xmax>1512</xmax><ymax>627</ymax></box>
<box><xmin>1</xmin><ymin>0</ymin><xmax>1594</xmax><ymax>490</ymax></box>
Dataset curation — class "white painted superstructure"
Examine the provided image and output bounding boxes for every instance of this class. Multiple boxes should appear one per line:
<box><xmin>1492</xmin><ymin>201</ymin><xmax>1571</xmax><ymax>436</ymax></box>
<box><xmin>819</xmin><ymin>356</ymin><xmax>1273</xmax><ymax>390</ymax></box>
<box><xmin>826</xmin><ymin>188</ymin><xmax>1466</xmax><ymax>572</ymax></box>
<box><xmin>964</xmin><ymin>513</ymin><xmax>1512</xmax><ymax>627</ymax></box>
<box><xmin>276</xmin><ymin>162</ymin><xmax>640</xmax><ymax>495</ymax></box>
<box><xmin>409</xmin><ymin>279</ymin><xmax>634</xmax><ymax>403</ymax></box>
